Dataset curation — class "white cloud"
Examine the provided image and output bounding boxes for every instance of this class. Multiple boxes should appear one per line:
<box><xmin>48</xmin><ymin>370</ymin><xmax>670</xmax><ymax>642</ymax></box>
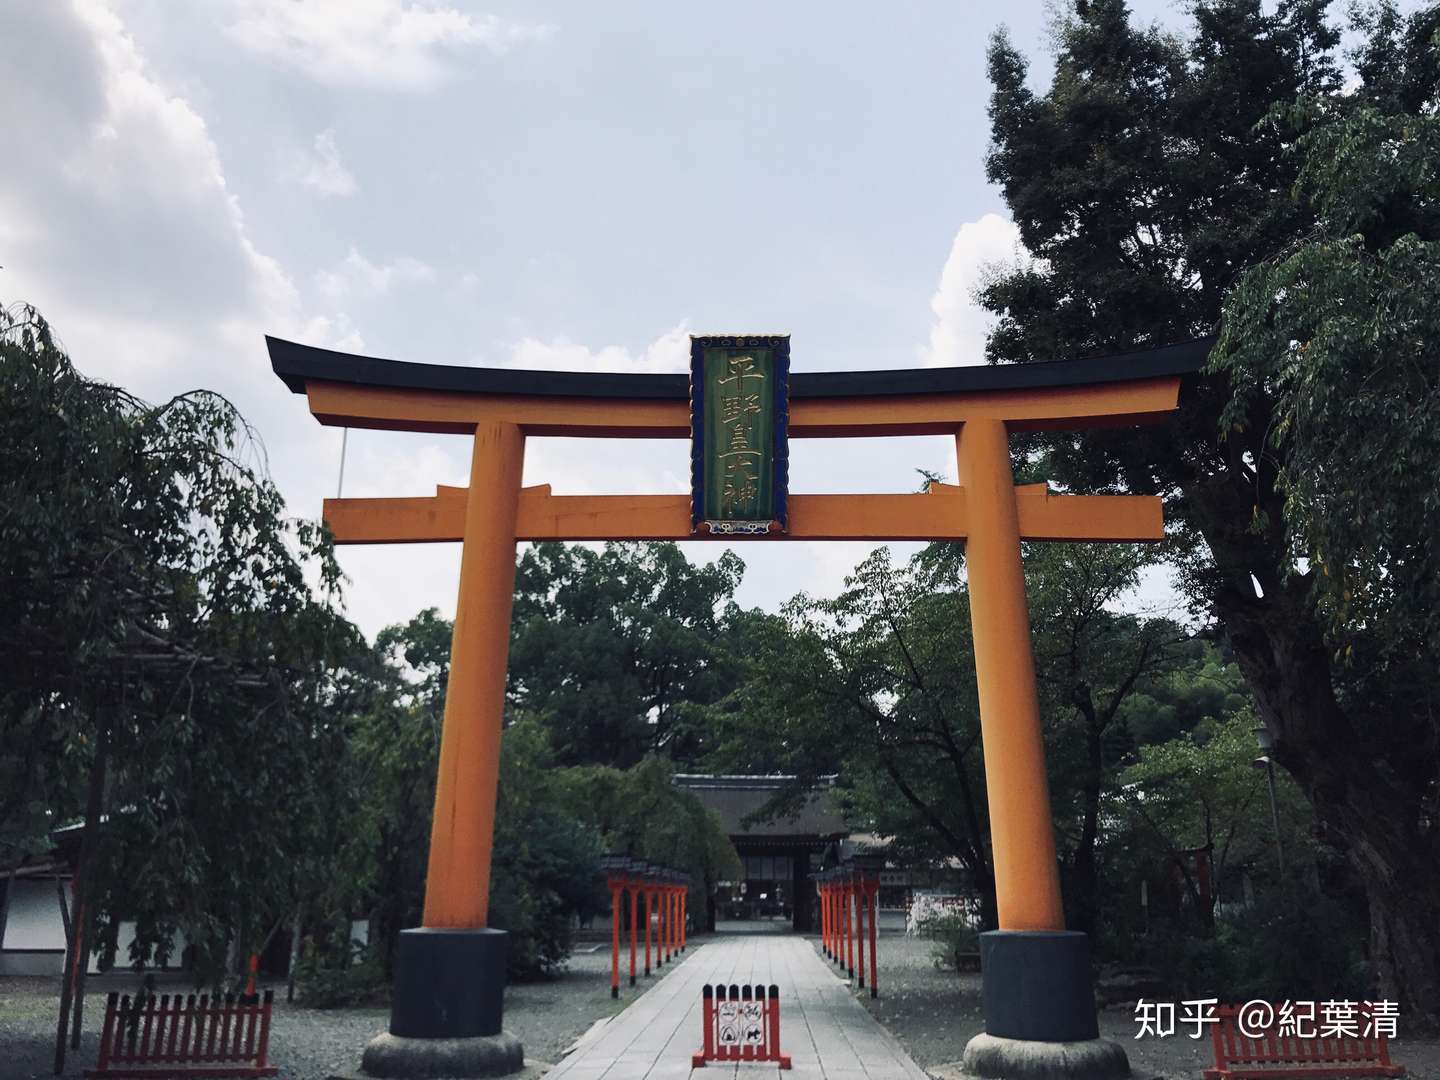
<box><xmin>2</xmin><ymin>1</ymin><xmax>297</xmax><ymax>348</ymax></box>
<box><xmin>291</xmin><ymin>128</ymin><xmax>357</xmax><ymax>198</ymax></box>
<box><xmin>314</xmin><ymin>247</ymin><xmax>438</xmax><ymax>300</ymax></box>
<box><xmin>920</xmin><ymin>213</ymin><xmax>1026</xmax><ymax>368</ymax></box>
<box><xmin>225</xmin><ymin>0</ymin><xmax>554</xmax><ymax>92</ymax></box>
<box><xmin>0</xmin><ymin>0</ymin><xmax>351</xmax><ymax>540</ymax></box>
<box><xmin>502</xmin><ymin>321</ymin><xmax>691</xmax><ymax>375</ymax></box>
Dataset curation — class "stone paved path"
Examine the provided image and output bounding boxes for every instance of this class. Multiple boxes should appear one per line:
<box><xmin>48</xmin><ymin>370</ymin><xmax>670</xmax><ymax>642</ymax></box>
<box><xmin>544</xmin><ymin>934</ymin><xmax>931</xmax><ymax>1080</ymax></box>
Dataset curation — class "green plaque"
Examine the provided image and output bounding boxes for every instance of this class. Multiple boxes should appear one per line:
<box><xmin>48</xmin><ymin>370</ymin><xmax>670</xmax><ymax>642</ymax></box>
<box><xmin>689</xmin><ymin>335</ymin><xmax>790</xmax><ymax>533</ymax></box>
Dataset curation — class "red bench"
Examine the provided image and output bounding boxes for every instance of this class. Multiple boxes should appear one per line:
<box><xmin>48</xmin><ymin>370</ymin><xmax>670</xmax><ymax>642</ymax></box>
<box><xmin>1205</xmin><ymin>1003</ymin><xmax>1404</xmax><ymax>1079</ymax></box>
<box><xmin>87</xmin><ymin>989</ymin><xmax>278</xmax><ymax>1078</ymax></box>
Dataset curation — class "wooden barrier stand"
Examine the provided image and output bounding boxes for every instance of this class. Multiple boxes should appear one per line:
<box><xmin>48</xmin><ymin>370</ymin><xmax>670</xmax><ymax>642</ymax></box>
<box><xmin>87</xmin><ymin>990</ymin><xmax>277</xmax><ymax>1078</ymax></box>
<box><xmin>693</xmin><ymin>983</ymin><xmax>792</xmax><ymax>1070</ymax></box>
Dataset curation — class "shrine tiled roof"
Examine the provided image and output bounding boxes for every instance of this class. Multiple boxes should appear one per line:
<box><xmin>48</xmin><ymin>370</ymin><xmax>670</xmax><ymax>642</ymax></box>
<box><xmin>673</xmin><ymin>774</ymin><xmax>850</xmax><ymax>840</ymax></box>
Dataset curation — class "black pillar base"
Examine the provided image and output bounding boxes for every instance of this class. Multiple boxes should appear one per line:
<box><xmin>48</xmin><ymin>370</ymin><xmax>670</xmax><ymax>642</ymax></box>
<box><xmin>978</xmin><ymin>930</ymin><xmax>1098</xmax><ymax>1042</ymax></box>
<box><xmin>965</xmin><ymin>931</ymin><xmax>1127</xmax><ymax>1079</ymax></box>
<box><xmin>390</xmin><ymin>928</ymin><xmax>508</xmax><ymax>1040</ymax></box>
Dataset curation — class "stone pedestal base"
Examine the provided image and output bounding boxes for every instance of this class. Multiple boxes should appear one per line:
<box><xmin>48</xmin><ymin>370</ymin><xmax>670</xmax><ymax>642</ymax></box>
<box><xmin>960</xmin><ymin>1033</ymin><xmax>1129</xmax><ymax>1080</ymax></box>
<box><xmin>955</xmin><ymin>930</ymin><xmax>1128</xmax><ymax>1079</ymax></box>
<box><xmin>358</xmin><ymin>1031</ymin><xmax>525</xmax><ymax>1078</ymax></box>
<box><xmin>332</xmin><ymin>927</ymin><xmax>525</xmax><ymax>1078</ymax></box>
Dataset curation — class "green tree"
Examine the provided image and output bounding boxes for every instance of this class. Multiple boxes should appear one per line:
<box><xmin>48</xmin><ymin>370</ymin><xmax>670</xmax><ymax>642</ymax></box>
<box><xmin>708</xmin><ymin>541</ymin><xmax>1180</xmax><ymax>932</ymax></box>
<box><xmin>981</xmin><ymin>0</ymin><xmax>1440</xmax><ymax>1014</ymax></box>
<box><xmin>489</xmin><ymin>717</ymin><xmax>609</xmax><ymax>979</ymax></box>
<box><xmin>553</xmin><ymin>755</ymin><xmax>741</xmax><ymax>931</ymax></box>
<box><xmin>328</xmin><ymin>609</ymin><xmax>616</xmax><ymax>985</ymax></box>
<box><xmin>1026</xmin><ymin>542</ymin><xmax>1184</xmax><ymax>934</ymax></box>
<box><xmin>510</xmin><ymin>542</ymin><xmax>745</xmax><ymax>766</ymax></box>
<box><xmin>0</xmin><ymin>302</ymin><xmax>364</xmax><ymax>994</ymax></box>
<box><xmin>1119</xmin><ymin>710</ymin><xmax>1308</xmax><ymax>921</ymax></box>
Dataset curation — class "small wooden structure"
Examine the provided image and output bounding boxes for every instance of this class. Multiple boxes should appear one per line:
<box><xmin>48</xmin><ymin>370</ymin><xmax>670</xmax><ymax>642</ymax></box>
<box><xmin>601</xmin><ymin>856</ymin><xmax>687</xmax><ymax>997</ymax></box>
<box><xmin>816</xmin><ymin>862</ymin><xmax>881</xmax><ymax>996</ymax></box>
<box><xmin>87</xmin><ymin>989</ymin><xmax>277</xmax><ymax>1078</ymax></box>
<box><xmin>692</xmin><ymin>983</ymin><xmax>792</xmax><ymax>1070</ymax></box>
<box><xmin>1204</xmin><ymin>1003</ymin><xmax>1404</xmax><ymax>1079</ymax></box>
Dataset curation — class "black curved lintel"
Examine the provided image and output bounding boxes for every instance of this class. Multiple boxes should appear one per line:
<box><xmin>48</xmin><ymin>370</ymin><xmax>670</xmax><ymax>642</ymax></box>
<box><xmin>267</xmin><ymin>335</ymin><xmax>1212</xmax><ymax>401</ymax></box>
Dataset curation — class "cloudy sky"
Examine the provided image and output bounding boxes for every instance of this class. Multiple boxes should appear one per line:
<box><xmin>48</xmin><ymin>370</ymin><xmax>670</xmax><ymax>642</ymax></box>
<box><xmin>5</xmin><ymin>0</ymin><xmax>1234</xmax><ymax>637</ymax></box>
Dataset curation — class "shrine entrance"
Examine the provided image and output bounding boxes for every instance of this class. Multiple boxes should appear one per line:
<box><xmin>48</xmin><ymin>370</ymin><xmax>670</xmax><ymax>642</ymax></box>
<box><xmin>270</xmin><ymin>332</ymin><xmax>1206</xmax><ymax>1078</ymax></box>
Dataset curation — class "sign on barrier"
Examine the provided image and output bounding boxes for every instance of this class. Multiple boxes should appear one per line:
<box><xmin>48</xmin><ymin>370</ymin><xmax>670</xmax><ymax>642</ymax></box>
<box><xmin>692</xmin><ymin>983</ymin><xmax>792</xmax><ymax>1070</ymax></box>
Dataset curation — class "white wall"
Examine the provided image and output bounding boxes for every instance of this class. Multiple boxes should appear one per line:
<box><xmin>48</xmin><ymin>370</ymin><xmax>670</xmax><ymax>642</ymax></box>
<box><xmin>91</xmin><ymin>921</ymin><xmax>190</xmax><ymax>973</ymax></box>
<box><xmin>0</xmin><ymin>879</ymin><xmax>191</xmax><ymax>973</ymax></box>
<box><xmin>2</xmin><ymin>877</ymin><xmax>70</xmax><ymax>950</ymax></box>
<box><xmin>349</xmin><ymin>919</ymin><xmax>368</xmax><ymax>964</ymax></box>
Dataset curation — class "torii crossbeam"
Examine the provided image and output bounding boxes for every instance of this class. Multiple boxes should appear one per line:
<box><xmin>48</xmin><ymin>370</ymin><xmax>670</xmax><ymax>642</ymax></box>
<box><xmin>270</xmin><ymin>333</ymin><xmax>1207</xmax><ymax>1068</ymax></box>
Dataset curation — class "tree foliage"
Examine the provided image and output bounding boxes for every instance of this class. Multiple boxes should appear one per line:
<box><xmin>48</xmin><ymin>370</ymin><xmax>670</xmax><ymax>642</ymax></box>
<box><xmin>707</xmin><ymin>540</ymin><xmax>1186</xmax><ymax>934</ymax></box>
<box><xmin>981</xmin><ymin>0</ymin><xmax>1440</xmax><ymax>1016</ymax></box>
<box><xmin>1</xmin><ymin>302</ymin><xmax>365</xmax><ymax>986</ymax></box>
<box><xmin>510</xmin><ymin>541</ymin><xmax>745</xmax><ymax>766</ymax></box>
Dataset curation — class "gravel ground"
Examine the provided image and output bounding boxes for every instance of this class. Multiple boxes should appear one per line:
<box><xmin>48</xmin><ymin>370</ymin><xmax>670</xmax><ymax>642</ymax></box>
<box><xmin>0</xmin><ymin>945</ymin><xmax>629</xmax><ymax>1079</ymax></box>
<box><xmin>847</xmin><ymin>933</ymin><xmax>1440</xmax><ymax>1080</ymax></box>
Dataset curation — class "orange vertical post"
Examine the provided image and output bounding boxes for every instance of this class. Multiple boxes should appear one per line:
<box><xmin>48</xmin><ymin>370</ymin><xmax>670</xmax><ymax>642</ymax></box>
<box><xmin>609</xmin><ymin>878</ymin><xmax>621</xmax><ymax>999</ymax></box>
<box><xmin>843</xmin><ymin>879</ymin><xmax>854</xmax><ymax>978</ymax></box>
<box><xmin>823</xmin><ymin>882</ymin><xmax>831</xmax><ymax>958</ymax></box>
<box><xmin>627</xmin><ymin>877</ymin><xmax>639</xmax><ymax>987</ymax></box>
<box><xmin>855</xmin><ymin>874</ymin><xmax>866</xmax><ymax>989</ymax></box>
<box><xmin>866</xmin><ymin>879</ymin><xmax>879</xmax><ymax>998</ymax></box>
<box><xmin>644</xmin><ymin>881</ymin><xmax>654</xmax><ymax>976</ymax></box>
<box><xmin>956</xmin><ymin>419</ymin><xmax>1065</xmax><ymax>931</ymax></box>
<box><xmin>816</xmin><ymin>881</ymin><xmax>826</xmax><ymax>957</ymax></box>
<box><xmin>670</xmin><ymin>885</ymin><xmax>678</xmax><ymax>960</ymax></box>
<box><xmin>828</xmin><ymin>882</ymin><xmax>837</xmax><ymax>961</ymax></box>
<box><xmin>421</xmin><ymin>421</ymin><xmax>525</xmax><ymax>929</ymax></box>
<box><xmin>824</xmin><ymin>882</ymin><xmax>833</xmax><ymax>958</ymax></box>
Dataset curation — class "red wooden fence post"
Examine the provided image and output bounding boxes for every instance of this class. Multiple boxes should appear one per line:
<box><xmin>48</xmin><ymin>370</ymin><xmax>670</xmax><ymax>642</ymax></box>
<box><xmin>626</xmin><ymin>864</ymin><xmax>640</xmax><ymax>987</ymax></box>
<box><xmin>671</xmin><ymin>880</ymin><xmax>680</xmax><ymax>960</ymax></box>
<box><xmin>855</xmin><ymin>872</ymin><xmax>867</xmax><ymax>990</ymax></box>
<box><xmin>768</xmin><ymin>983</ymin><xmax>792</xmax><ymax>1069</ymax></box>
<box><xmin>644</xmin><ymin>875</ymin><xmax>655</xmax><ymax>976</ymax></box>
<box><xmin>95</xmin><ymin>993</ymin><xmax>117</xmax><ymax>1071</ymax></box>
<box><xmin>866</xmin><ymin>876</ymin><xmax>879</xmax><ymax>998</ymax></box>
<box><xmin>844</xmin><ymin>877</ymin><xmax>855</xmax><ymax>979</ymax></box>
<box><xmin>609</xmin><ymin>878</ymin><xmax>621</xmax><ymax>998</ymax></box>
<box><xmin>825</xmin><ymin>879</ymin><xmax>834</xmax><ymax>961</ymax></box>
<box><xmin>255</xmin><ymin>989</ymin><xmax>275</xmax><ymax>1069</ymax></box>
<box><xmin>824</xmin><ymin>879</ymin><xmax>833</xmax><ymax>959</ymax></box>
<box><xmin>692</xmin><ymin>983</ymin><xmax>716</xmax><ymax>1067</ymax></box>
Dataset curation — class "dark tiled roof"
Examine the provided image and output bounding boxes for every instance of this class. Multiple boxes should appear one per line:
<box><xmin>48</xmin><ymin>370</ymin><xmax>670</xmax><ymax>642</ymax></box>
<box><xmin>269</xmin><ymin>334</ymin><xmax>1213</xmax><ymax>398</ymax></box>
<box><xmin>674</xmin><ymin>775</ymin><xmax>848</xmax><ymax>839</ymax></box>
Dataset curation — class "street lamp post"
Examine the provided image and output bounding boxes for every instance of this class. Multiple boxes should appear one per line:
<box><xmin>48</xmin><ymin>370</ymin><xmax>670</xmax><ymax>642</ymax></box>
<box><xmin>1252</xmin><ymin>726</ymin><xmax>1287</xmax><ymax>876</ymax></box>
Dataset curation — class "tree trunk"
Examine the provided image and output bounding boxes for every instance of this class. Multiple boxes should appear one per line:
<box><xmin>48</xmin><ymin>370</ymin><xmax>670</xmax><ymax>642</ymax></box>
<box><xmin>54</xmin><ymin>721</ymin><xmax>107</xmax><ymax>1074</ymax></box>
<box><xmin>1207</xmin><ymin>498</ymin><xmax>1440</xmax><ymax>1027</ymax></box>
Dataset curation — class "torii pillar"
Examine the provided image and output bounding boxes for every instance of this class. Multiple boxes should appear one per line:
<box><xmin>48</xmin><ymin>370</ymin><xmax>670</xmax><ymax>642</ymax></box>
<box><xmin>269</xmin><ymin>332</ymin><xmax>1208</xmax><ymax>1080</ymax></box>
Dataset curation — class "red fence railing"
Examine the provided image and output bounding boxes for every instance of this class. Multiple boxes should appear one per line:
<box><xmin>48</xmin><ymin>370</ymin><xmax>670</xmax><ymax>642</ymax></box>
<box><xmin>1204</xmin><ymin>1003</ymin><xmax>1404</xmax><ymax>1079</ymax></box>
<box><xmin>692</xmin><ymin>983</ymin><xmax>792</xmax><ymax>1069</ymax></box>
<box><xmin>86</xmin><ymin>989</ymin><xmax>278</xmax><ymax>1078</ymax></box>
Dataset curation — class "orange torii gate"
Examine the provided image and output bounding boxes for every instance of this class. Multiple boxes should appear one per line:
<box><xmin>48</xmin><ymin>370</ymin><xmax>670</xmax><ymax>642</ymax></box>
<box><xmin>270</xmin><ymin>333</ymin><xmax>1206</xmax><ymax>1079</ymax></box>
